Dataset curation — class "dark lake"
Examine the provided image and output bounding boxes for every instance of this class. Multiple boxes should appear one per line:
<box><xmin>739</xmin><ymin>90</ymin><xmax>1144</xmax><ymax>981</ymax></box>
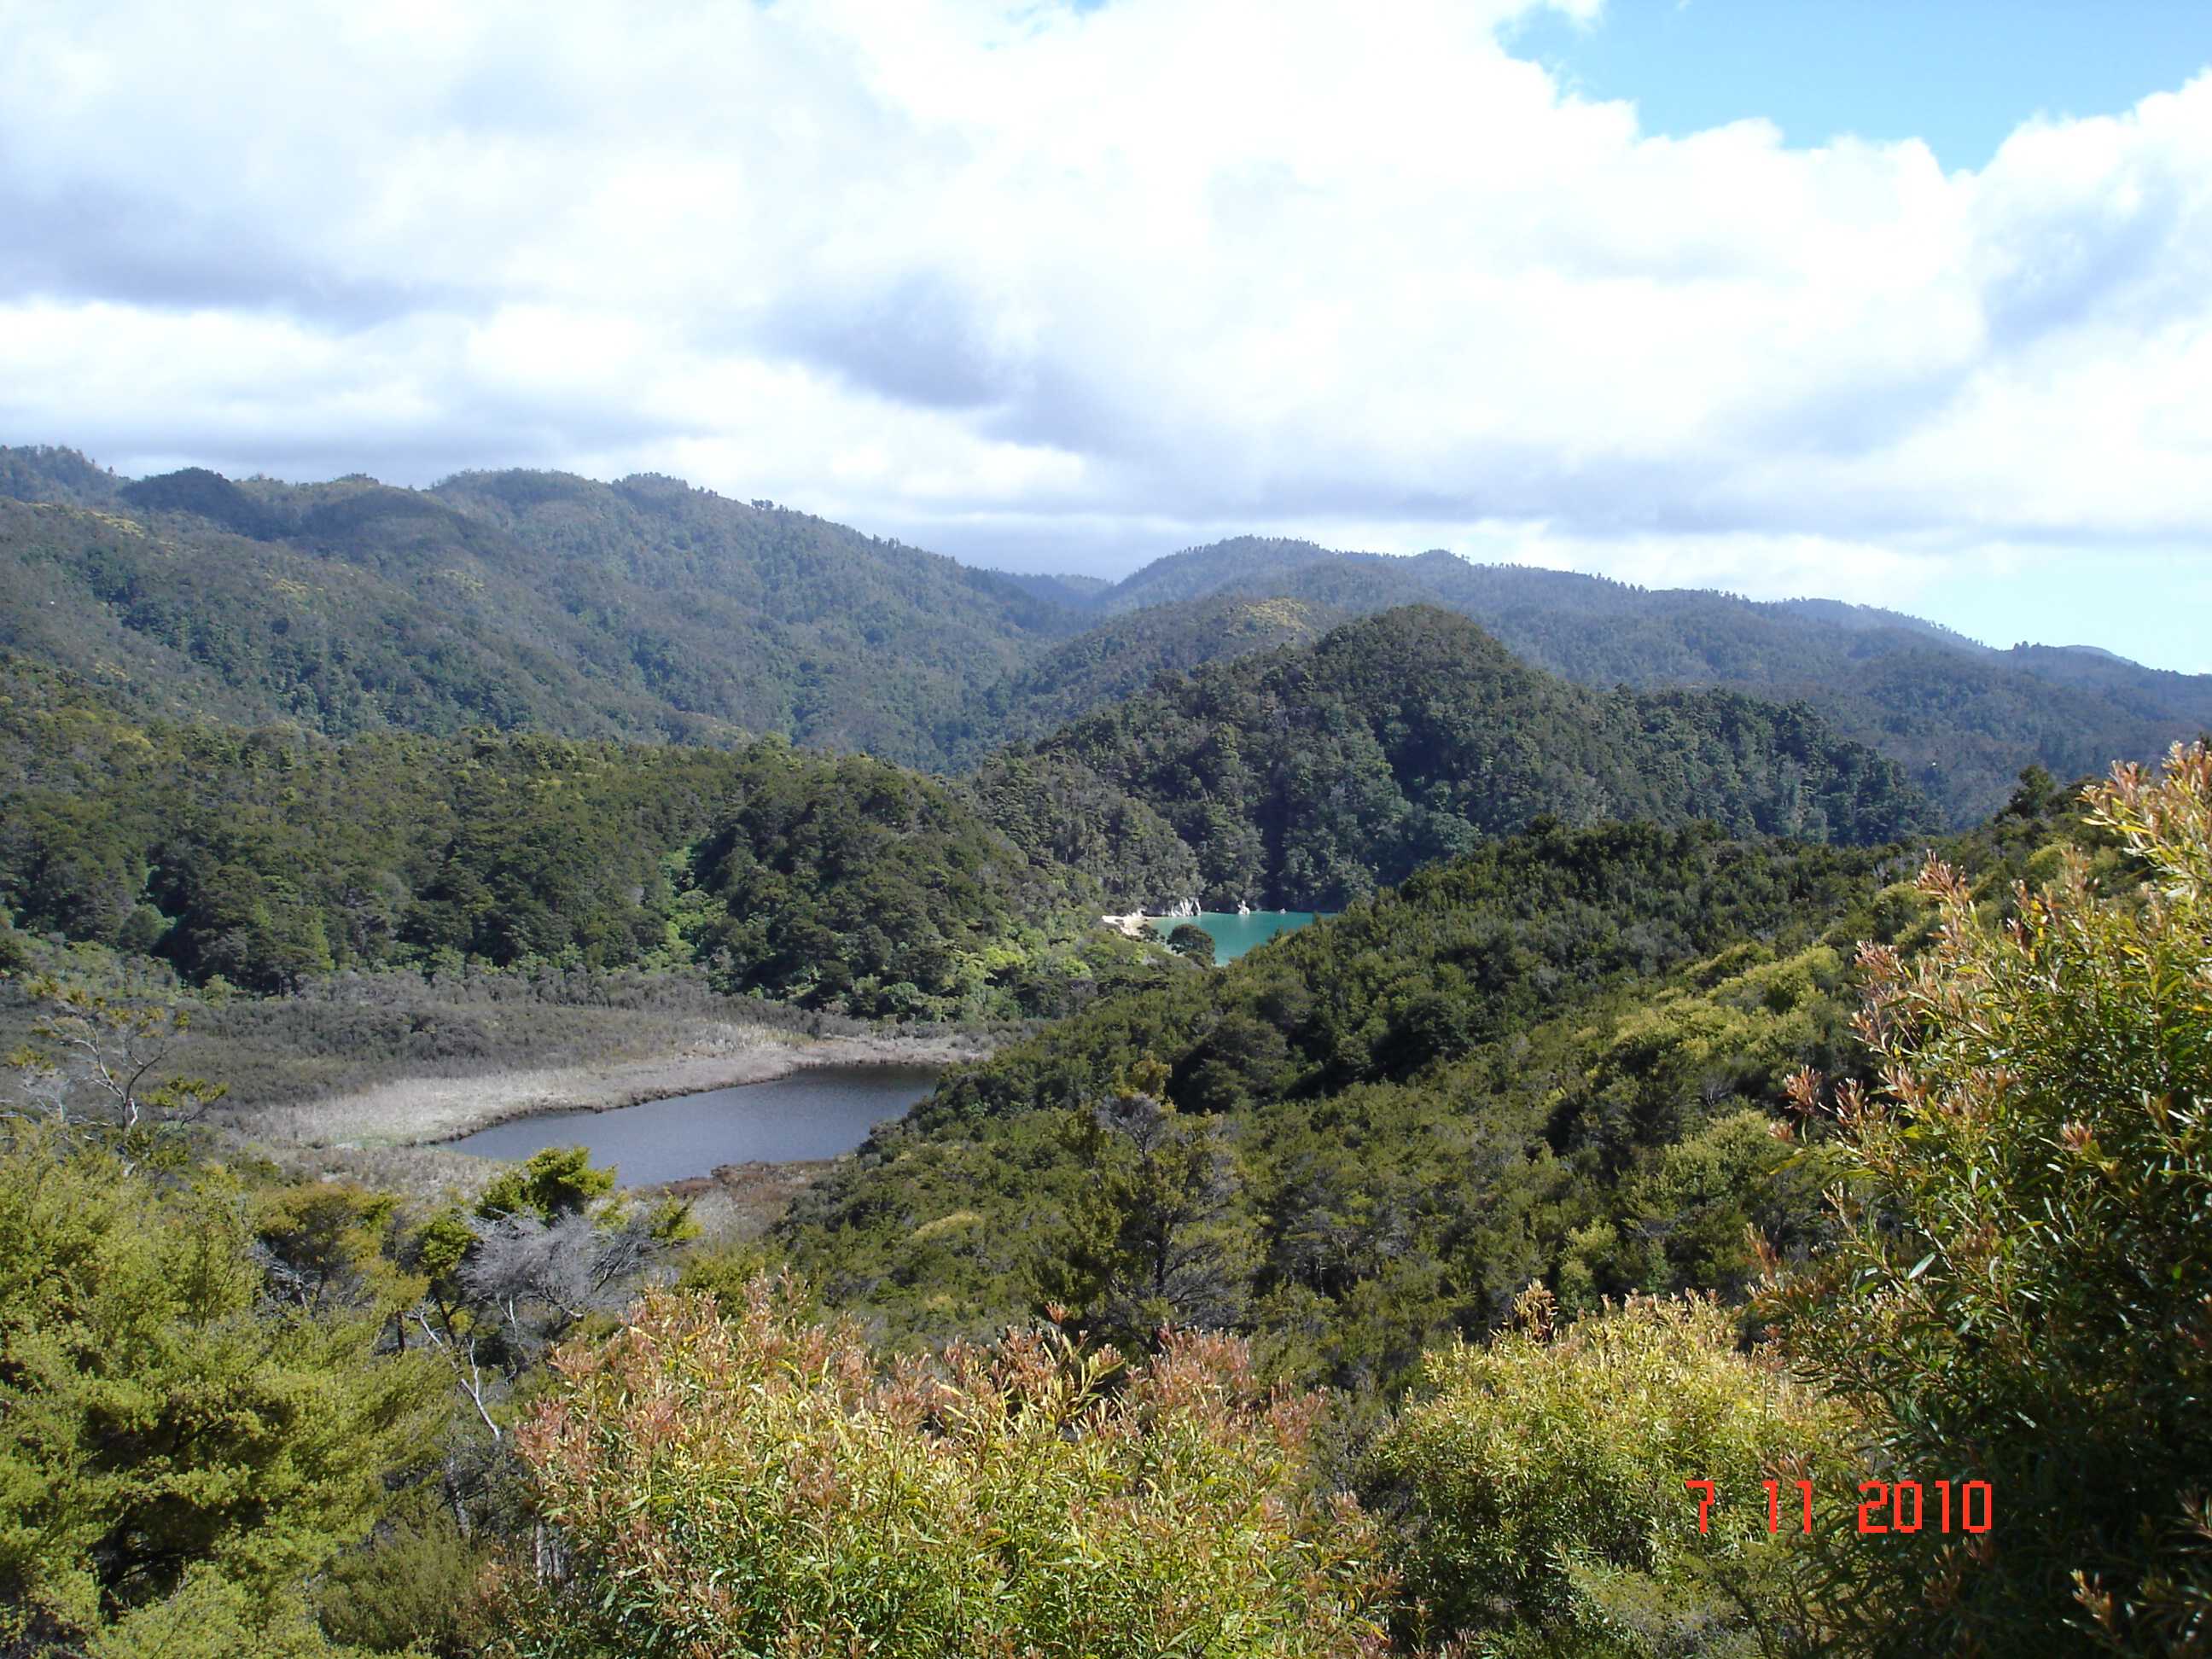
<box><xmin>443</xmin><ymin>1063</ymin><xmax>942</xmax><ymax>1185</ymax></box>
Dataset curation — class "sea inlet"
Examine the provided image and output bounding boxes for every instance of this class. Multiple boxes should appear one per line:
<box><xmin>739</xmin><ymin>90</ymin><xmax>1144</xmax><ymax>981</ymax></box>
<box><xmin>1149</xmin><ymin>910</ymin><xmax>1324</xmax><ymax>962</ymax></box>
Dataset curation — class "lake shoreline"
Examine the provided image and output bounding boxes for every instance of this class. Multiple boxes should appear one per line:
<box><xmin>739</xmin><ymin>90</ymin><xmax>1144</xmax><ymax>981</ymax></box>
<box><xmin>250</xmin><ymin>1027</ymin><xmax>988</xmax><ymax>1150</ymax></box>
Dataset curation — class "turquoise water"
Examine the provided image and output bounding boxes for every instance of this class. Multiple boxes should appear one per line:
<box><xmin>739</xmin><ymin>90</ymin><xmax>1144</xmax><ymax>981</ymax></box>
<box><xmin>1150</xmin><ymin>911</ymin><xmax>1325</xmax><ymax>962</ymax></box>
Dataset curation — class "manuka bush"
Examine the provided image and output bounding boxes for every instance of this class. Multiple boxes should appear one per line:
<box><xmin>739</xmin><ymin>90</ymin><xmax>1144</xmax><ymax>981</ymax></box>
<box><xmin>495</xmin><ymin>1278</ymin><xmax>1391</xmax><ymax>1656</ymax></box>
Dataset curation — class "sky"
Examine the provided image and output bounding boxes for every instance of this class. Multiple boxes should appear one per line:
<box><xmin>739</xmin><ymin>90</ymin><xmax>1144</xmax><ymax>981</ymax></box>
<box><xmin>2</xmin><ymin>1</ymin><xmax>2209</xmax><ymax>672</ymax></box>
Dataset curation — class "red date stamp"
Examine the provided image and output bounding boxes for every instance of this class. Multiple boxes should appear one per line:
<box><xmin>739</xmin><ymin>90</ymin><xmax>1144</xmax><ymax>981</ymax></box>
<box><xmin>1685</xmin><ymin>1477</ymin><xmax>1993</xmax><ymax>1535</ymax></box>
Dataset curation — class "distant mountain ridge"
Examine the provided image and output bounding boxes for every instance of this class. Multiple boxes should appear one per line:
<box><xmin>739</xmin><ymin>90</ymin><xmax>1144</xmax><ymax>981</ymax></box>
<box><xmin>1041</xmin><ymin>535</ymin><xmax>2212</xmax><ymax>824</ymax></box>
<box><xmin>0</xmin><ymin>448</ymin><xmax>1086</xmax><ymax>765</ymax></box>
<box><xmin>3</xmin><ymin>445</ymin><xmax>2203</xmax><ymax>826</ymax></box>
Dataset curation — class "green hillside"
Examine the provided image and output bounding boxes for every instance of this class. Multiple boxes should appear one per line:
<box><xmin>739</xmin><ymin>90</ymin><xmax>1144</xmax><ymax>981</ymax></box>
<box><xmin>1088</xmin><ymin>536</ymin><xmax>2212</xmax><ymax>824</ymax></box>
<box><xmin>943</xmin><ymin>593</ymin><xmax>1347</xmax><ymax>764</ymax></box>
<box><xmin>779</xmin><ymin>816</ymin><xmax>1913</xmax><ymax>1377</ymax></box>
<box><xmin>0</xmin><ymin>455</ymin><xmax>1086</xmax><ymax>765</ymax></box>
<box><xmin>0</xmin><ymin>656</ymin><xmax>1141</xmax><ymax>1019</ymax></box>
<box><xmin>4</xmin><ymin>449</ymin><xmax>2203</xmax><ymax>824</ymax></box>
<box><xmin>1004</xmin><ymin>606</ymin><xmax>1934</xmax><ymax>910</ymax></box>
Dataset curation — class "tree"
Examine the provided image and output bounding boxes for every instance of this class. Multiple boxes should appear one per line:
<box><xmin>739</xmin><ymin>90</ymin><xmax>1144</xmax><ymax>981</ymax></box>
<box><xmin>3</xmin><ymin>974</ymin><xmax>227</xmax><ymax>1158</ymax></box>
<box><xmin>1373</xmin><ymin>1287</ymin><xmax>1849</xmax><ymax>1653</ymax></box>
<box><xmin>474</xmin><ymin>1144</ymin><xmax>614</xmax><ymax>1222</ymax></box>
<box><xmin>405</xmin><ymin>1146</ymin><xmax>683</xmax><ymax>1441</ymax></box>
<box><xmin>1034</xmin><ymin>1065</ymin><xmax>1259</xmax><ymax>1345</ymax></box>
<box><xmin>0</xmin><ymin>1131</ymin><xmax>442</xmax><ymax>1652</ymax></box>
<box><xmin>1166</xmin><ymin>920</ymin><xmax>1216</xmax><ymax>965</ymax></box>
<box><xmin>1763</xmin><ymin>742</ymin><xmax>2212</xmax><ymax>1652</ymax></box>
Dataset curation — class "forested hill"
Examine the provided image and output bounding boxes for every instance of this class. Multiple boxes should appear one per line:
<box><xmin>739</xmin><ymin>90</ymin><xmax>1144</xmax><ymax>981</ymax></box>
<box><xmin>940</xmin><ymin>594</ymin><xmax>1348</xmax><ymax>765</ymax></box>
<box><xmin>1080</xmin><ymin>536</ymin><xmax>2212</xmax><ymax>825</ymax></box>
<box><xmin>0</xmin><ymin>451</ymin><xmax>1084</xmax><ymax>765</ymax></box>
<box><xmin>0</xmin><ymin>655</ymin><xmax>1162</xmax><ymax>1019</ymax></box>
<box><xmin>994</xmin><ymin>607</ymin><xmax>1934</xmax><ymax>911</ymax></box>
<box><xmin>6</xmin><ymin>445</ymin><xmax>2201</xmax><ymax>820</ymax></box>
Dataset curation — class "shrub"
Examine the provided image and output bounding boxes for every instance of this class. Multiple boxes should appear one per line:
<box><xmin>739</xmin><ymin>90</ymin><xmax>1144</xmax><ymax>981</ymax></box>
<box><xmin>1763</xmin><ymin>742</ymin><xmax>2212</xmax><ymax>1653</ymax></box>
<box><xmin>1372</xmin><ymin>1288</ymin><xmax>1849</xmax><ymax>1655</ymax></box>
<box><xmin>0</xmin><ymin>1129</ymin><xmax>444</xmax><ymax>1652</ymax></box>
<box><xmin>313</xmin><ymin>1486</ymin><xmax>498</xmax><ymax>1657</ymax></box>
<box><xmin>495</xmin><ymin>1278</ymin><xmax>1391</xmax><ymax>1656</ymax></box>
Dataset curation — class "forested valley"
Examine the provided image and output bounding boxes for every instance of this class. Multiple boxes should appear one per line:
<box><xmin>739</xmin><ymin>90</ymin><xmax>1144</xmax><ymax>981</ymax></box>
<box><xmin>3</xmin><ymin>445</ymin><xmax>2209</xmax><ymax>1656</ymax></box>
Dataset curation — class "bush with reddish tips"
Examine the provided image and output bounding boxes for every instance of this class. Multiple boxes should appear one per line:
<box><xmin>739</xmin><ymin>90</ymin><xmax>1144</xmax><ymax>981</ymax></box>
<box><xmin>494</xmin><ymin>1278</ymin><xmax>1391</xmax><ymax>1656</ymax></box>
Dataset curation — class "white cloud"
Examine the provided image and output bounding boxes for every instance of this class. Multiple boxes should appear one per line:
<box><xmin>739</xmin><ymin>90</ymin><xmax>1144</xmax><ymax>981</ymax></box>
<box><xmin>1</xmin><ymin>0</ymin><xmax>2209</xmax><ymax>662</ymax></box>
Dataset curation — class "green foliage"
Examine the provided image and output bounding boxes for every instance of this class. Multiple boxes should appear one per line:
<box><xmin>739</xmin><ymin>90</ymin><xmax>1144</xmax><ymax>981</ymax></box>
<box><xmin>1016</xmin><ymin>608</ymin><xmax>1933</xmax><ymax>910</ymax></box>
<box><xmin>83</xmin><ymin>1565</ymin><xmax>374</xmax><ymax>1659</ymax></box>
<box><xmin>962</xmin><ymin>747</ymin><xmax>1201</xmax><ymax>909</ymax></box>
<box><xmin>4</xmin><ymin>972</ymin><xmax>229</xmax><ymax>1149</ymax></box>
<box><xmin>1167</xmin><ymin>920</ymin><xmax>1217</xmax><ymax>964</ymax></box>
<box><xmin>0</xmin><ymin>464</ymin><xmax>1084</xmax><ymax>764</ymax></box>
<box><xmin>6</xmin><ymin>459</ymin><xmax>2203</xmax><ymax>830</ymax></box>
<box><xmin>253</xmin><ymin>1180</ymin><xmax>413</xmax><ymax>1313</ymax></box>
<box><xmin>495</xmin><ymin>1280</ymin><xmax>1391</xmax><ymax>1656</ymax></box>
<box><xmin>405</xmin><ymin>1142</ymin><xmax>678</xmax><ymax>1441</ymax></box>
<box><xmin>946</xmin><ymin>593</ymin><xmax>1347</xmax><ymax>764</ymax></box>
<box><xmin>1033</xmin><ymin>1074</ymin><xmax>1258</xmax><ymax>1346</ymax></box>
<box><xmin>784</xmin><ymin>821</ymin><xmax>1912</xmax><ymax>1381</ymax></box>
<box><xmin>1374</xmin><ymin>1289</ymin><xmax>1850</xmax><ymax>1655</ymax></box>
<box><xmin>0</xmin><ymin>668</ymin><xmax>1126</xmax><ymax>1016</ymax></box>
<box><xmin>476</xmin><ymin>1145</ymin><xmax>615</xmax><ymax>1222</ymax></box>
<box><xmin>1084</xmin><ymin>535</ymin><xmax>2212</xmax><ymax>828</ymax></box>
<box><xmin>313</xmin><ymin>1486</ymin><xmax>498</xmax><ymax>1658</ymax></box>
<box><xmin>685</xmin><ymin>748</ymin><xmax>1102</xmax><ymax>1016</ymax></box>
<box><xmin>0</xmin><ymin>1130</ymin><xmax>444</xmax><ymax>1652</ymax></box>
<box><xmin>0</xmin><ymin>444</ymin><xmax>120</xmax><ymax>507</ymax></box>
<box><xmin>1764</xmin><ymin>742</ymin><xmax>2212</xmax><ymax>1653</ymax></box>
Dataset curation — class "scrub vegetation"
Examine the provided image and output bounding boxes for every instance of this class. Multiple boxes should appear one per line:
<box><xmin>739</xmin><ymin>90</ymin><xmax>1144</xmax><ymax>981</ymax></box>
<box><xmin>9</xmin><ymin>747</ymin><xmax>2204</xmax><ymax>1652</ymax></box>
<box><xmin>4</xmin><ymin>451</ymin><xmax>2209</xmax><ymax>1655</ymax></box>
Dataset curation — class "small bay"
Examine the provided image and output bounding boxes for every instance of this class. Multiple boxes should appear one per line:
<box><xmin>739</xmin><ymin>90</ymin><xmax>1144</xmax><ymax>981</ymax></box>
<box><xmin>442</xmin><ymin>1063</ymin><xmax>942</xmax><ymax>1185</ymax></box>
<box><xmin>1149</xmin><ymin>910</ymin><xmax>1327</xmax><ymax>962</ymax></box>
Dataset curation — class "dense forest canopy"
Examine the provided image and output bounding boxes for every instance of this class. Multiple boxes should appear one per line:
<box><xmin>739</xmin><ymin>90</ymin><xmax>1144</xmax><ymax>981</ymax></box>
<box><xmin>1071</xmin><ymin>534</ymin><xmax>2212</xmax><ymax>825</ymax></box>
<box><xmin>0</xmin><ymin>602</ymin><xmax>1936</xmax><ymax>995</ymax></box>
<box><xmin>1001</xmin><ymin>606</ymin><xmax>1933</xmax><ymax>909</ymax></box>
<box><xmin>3</xmin><ymin>446</ymin><xmax>2204</xmax><ymax>818</ymax></box>
<box><xmin>4</xmin><ymin>436</ymin><xmax>2210</xmax><ymax>1654</ymax></box>
<box><xmin>778</xmin><ymin>814</ymin><xmax>1925</xmax><ymax>1378</ymax></box>
<box><xmin>939</xmin><ymin>593</ymin><xmax>1348</xmax><ymax>765</ymax></box>
<box><xmin>0</xmin><ymin>451</ymin><xmax>1086</xmax><ymax>765</ymax></box>
<box><xmin>0</xmin><ymin>655</ymin><xmax>1155</xmax><ymax>1019</ymax></box>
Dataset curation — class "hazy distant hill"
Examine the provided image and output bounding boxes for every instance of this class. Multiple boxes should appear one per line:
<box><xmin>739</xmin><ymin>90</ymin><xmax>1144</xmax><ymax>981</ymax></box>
<box><xmin>1074</xmin><ymin>536</ymin><xmax>2212</xmax><ymax>823</ymax></box>
<box><xmin>999</xmin><ymin>606</ymin><xmax>1933</xmax><ymax>910</ymax></box>
<box><xmin>0</xmin><ymin>451</ymin><xmax>1085</xmax><ymax>764</ymax></box>
<box><xmin>0</xmin><ymin>444</ymin><xmax>122</xmax><ymax>507</ymax></box>
<box><xmin>987</xmin><ymin>569</ymin><xmax>1113</xmax><ymax>608</ymax></box>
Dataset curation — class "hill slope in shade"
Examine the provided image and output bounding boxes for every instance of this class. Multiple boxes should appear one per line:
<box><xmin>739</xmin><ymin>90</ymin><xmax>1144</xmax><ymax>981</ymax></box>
<box><xmin>943</xmin><ymin>594</ymin><xmax>1349</xmax><ymax>765</ymax></box>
